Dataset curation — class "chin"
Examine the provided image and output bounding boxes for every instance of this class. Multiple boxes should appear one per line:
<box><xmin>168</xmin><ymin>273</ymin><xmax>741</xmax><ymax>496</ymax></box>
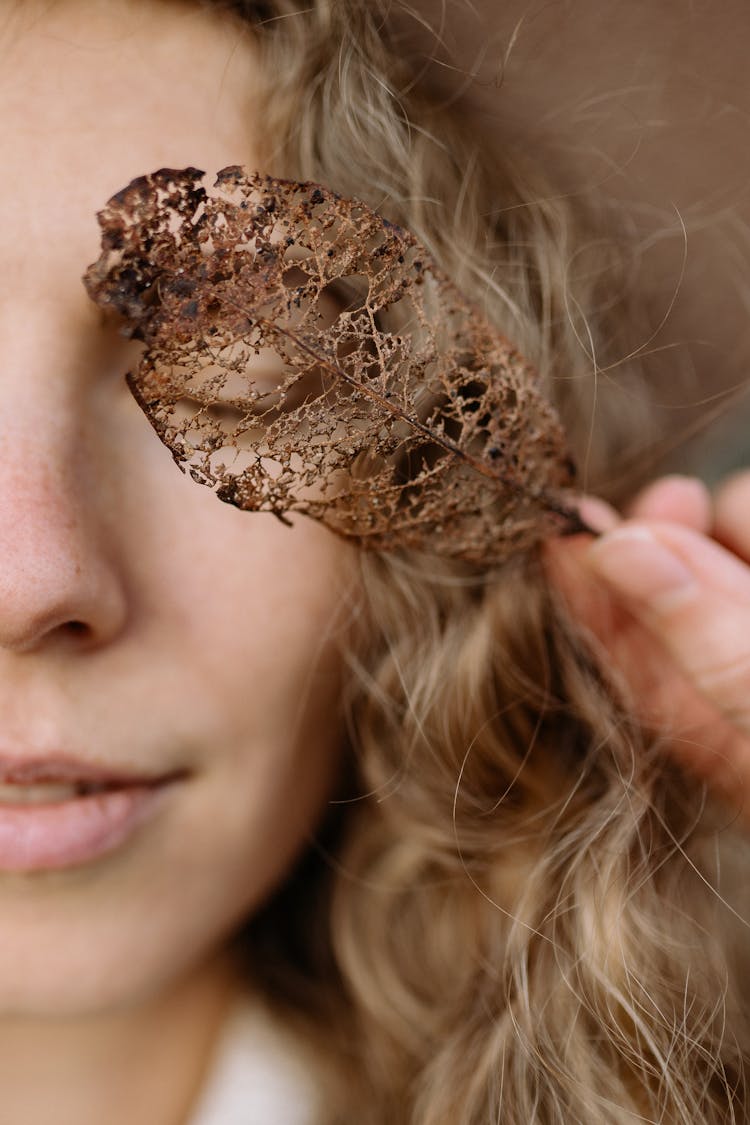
<box><xmin>0</xmin><ymin>943</ymin><xmax>182</xmax><ymax>1019</ymax></box>
<box><xmin>0</xmin><ymin>892</ymin><xmax>226</xmax><ymax>1019</ymax></box>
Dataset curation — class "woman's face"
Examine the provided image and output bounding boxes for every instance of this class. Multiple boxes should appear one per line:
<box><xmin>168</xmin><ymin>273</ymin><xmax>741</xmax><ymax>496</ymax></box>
<box><xmin>0</xmin><ymin>0</ymin><xmax>354</xmax><ymax>1014</ymax></box>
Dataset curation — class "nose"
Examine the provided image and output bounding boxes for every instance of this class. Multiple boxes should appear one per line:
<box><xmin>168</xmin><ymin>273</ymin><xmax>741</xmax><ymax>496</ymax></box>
<box><xmin>0</xmin><ymin>314</ymin><xmax>128</xmax><ymax>655</ymax></box>
<box><xmin>0</xmin><ymin>466</ymin><xmax>127</xmax><ymax>654</ymax></box>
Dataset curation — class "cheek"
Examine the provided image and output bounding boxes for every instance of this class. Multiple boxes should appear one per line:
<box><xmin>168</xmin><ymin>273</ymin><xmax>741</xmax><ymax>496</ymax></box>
<box><xmin>148</xmin><ymin>502</ymin><xmax>354</xmax><ymax>897</ymax></box>
<box><xmin>113</xmin><ymin>411</ymin><xmax>357</xmax><ymax>748</ymax></box>
<box><xmin>147</xmin><ymin>494</ymin><xmax>355</xmax><ymax>836</ymax></box>
<box><xmin>156</xmin><ymin>506</ymin><xmax>354</xmax><ymax>745</ymax></box>
<box><xmin>141</xmin><ymin>510</ymin><xmax>350</xmax><ymax>1007</ymax></box>
<box><xmin>177</xmin><ymin>516</ymin><xmax>352</xmax><ymax>868</ymax></box>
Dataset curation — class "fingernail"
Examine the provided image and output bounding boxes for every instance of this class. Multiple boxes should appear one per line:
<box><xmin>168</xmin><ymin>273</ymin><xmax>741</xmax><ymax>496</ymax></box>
<box><xmin>588</xmin><ymin>526</ymin><xmax>697</xmax><ymax>611</ymax></box>
<box><xmin>575</xmin><ymin>496</ymin><xmax>620</xmax><ymax>534</ymax></box>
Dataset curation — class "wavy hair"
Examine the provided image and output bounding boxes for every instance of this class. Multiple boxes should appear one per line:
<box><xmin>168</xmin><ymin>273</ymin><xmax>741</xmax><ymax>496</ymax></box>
<box><xmin>223</xmin><ymin>1</ymin><xmax>750</xmax><ymax>1120</ymax></box>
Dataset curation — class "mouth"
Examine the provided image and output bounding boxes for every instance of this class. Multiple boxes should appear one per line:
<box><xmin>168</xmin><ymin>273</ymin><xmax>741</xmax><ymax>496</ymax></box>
<box><xmin>0</xmin><ymin>757</ymin><xmax>187</xmax><ymax>873</ymax></box>
<box><xmin>0</xmin><ymin>780</ymin><xmax>147</xmax><ymax>803</ymax></box>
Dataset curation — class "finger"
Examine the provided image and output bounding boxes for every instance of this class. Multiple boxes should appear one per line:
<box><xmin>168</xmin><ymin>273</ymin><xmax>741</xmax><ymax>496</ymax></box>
<box><xmin>587</xmin><ymin>521</ymin><xmax>750</xmax><ymax>731</ymax></box>
<box><xmin>713</xmin><ymin>469</ymin><xmax>750</xmax><ymax>561</ymax></box>
<box><xmin>575</xmin><ymin>495</ymin><xmax>620</xmax><ymax>534</ymax></box>
<box><xmin>546</xmin><ymin>530</ymin><xmax>750</xmax><ymax>814</ymax></box>
<box><xmin>627</xmin><ymin>474</ymin><xmax>712</xmax><ymax>532</ymax></box>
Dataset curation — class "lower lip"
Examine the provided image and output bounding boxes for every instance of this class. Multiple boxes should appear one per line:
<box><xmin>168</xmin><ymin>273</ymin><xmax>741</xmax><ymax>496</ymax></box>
<box><xmin>0</xmin><ymin>785</ymin><xmax>174</xmax><ymax>873</ymax></box>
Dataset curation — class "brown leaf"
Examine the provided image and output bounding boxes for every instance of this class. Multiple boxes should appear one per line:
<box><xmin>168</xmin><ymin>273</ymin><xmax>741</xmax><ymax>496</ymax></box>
<box><xmin>83</xmin><ymin>166</ymin><xmax>585</xmax><ymax>563</ymax></box>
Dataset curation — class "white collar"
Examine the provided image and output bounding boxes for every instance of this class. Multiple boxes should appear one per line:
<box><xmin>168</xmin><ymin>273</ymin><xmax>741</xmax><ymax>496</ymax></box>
<box><xmin>187</xmin><ymin>997</ymin><xmax>320</xmax><ymax>1125</ymax></box>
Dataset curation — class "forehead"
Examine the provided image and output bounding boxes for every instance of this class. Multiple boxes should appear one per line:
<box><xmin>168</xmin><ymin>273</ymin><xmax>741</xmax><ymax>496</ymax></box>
<box><xmin>0</xmin><ymin>0</ymin><xmax>259</xmax><ymax>291</ymax></box>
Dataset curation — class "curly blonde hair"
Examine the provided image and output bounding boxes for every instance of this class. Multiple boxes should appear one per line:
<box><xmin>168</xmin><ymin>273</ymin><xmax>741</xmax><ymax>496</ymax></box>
<box><xmin>221</xmin><ymin>1</ymin><xmax>750</xmax><ymax>1120</ymax></box>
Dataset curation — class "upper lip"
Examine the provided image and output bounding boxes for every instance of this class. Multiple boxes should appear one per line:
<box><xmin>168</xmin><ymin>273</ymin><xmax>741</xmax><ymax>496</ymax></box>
<box><xmin>0</xmin><ymin>754</ymin><xmax>185</xmax><ymax>788</ymax></box>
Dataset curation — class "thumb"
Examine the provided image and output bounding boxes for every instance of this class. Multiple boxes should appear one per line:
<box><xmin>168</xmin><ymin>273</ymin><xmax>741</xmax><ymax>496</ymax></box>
<box><xmin>586</xmin><ymin>521</ymin><xmax>750</xmax><ymax>734</ymax></box>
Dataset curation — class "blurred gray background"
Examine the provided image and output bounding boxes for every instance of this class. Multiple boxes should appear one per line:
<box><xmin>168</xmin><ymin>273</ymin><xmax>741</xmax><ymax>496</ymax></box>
<box><xmin>397</xmin><ymin>0</ymin><xmax>750</xmax><ymax>484</ymax></box>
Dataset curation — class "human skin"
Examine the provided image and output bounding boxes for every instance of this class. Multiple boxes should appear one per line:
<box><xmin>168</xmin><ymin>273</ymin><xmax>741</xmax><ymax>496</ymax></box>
<box><xmin>416</xmin><ymin>0</ymin><xmax>750</xmax><ymax>801</ymax></box>
<box><xmin>547</xmin><ymin>472</ymin><xmax>750</xmax><ymax>824</ymax></box>
<box><xmin>2</xmin><ymin>0</ymin><xmax>749</xmax><ymax>1122</ymax></box>
<box><xmin>0</xmin><ymin>1</ymin><xmax>355</xmax><ymax>1122</ymax></box>
<box><xmin>432</xmin><ymin>0</ymin><xmax>750</xmax><ymax>823</ymax></box>
<box><xmin>404</xmin><ymin>1</ymin><xmax>750</xmax><ymax>806</ymax></box>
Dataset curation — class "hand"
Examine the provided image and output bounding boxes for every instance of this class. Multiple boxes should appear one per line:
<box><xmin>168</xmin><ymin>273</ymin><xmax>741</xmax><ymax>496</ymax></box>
<box><xmin>545</xmin><ymin>472</ymin><xmax>750</xmax><ymax>824</ymax></box>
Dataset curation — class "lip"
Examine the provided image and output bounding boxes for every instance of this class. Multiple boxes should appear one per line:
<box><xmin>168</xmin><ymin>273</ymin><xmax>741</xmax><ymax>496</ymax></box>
<box><xmin>0</xmin><ymin>755</ymin><xmax>187</xmax><ymax>873</ymax></box>
<box><xmin>0</xmin><ymin>753</ymin><xmax>176</xmax><ymax>787</ymax></box>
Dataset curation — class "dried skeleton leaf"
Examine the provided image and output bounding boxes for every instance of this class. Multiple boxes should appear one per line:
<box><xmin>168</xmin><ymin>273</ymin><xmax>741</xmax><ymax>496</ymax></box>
<box><xmin>83</xmin><ymin>166</ymin><xmax>585</xmax><ymax>564</ymax></box>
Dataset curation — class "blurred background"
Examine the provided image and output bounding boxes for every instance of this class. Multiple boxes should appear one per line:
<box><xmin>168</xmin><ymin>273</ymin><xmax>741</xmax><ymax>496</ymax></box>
<box><xmin>396</xmin><ymin>0</ymin><xmax>750</xmax><ymax>483</ymax></box>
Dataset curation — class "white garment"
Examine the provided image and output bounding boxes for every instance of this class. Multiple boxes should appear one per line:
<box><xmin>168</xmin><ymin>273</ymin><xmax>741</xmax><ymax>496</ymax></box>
<box><xmin>187</xmin><ymin>999</ymin><xmax>320</xmax><ymax>1125</ymax></box>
